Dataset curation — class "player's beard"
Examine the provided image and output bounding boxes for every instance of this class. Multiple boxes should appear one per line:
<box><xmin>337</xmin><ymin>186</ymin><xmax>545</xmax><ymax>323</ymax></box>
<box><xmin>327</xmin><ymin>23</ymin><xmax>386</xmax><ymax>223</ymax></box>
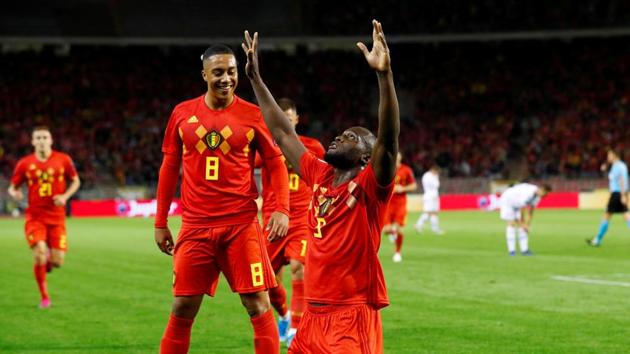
<box><xmin>324</xmin><ymin>151</ymin><xmax>356</xmax><ymax>170</ymax></box>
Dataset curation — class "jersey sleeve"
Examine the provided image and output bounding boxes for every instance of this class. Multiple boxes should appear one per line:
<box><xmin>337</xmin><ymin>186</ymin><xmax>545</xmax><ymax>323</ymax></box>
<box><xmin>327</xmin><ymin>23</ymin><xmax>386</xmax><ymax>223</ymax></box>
<box><xmin>309</xmin><ymin>140</ymin><xmax>326</xmax><ymax>159</ymax></box>
<box><xmin>253</xmin><ymin>113</ymin><xmax>282</xmax><ymax>159</ymax></box>
<box><xmin>362</xmin><ymin>165</ymin><xmax>395</xmax><ymax>202</ymax></box>
<box><xmin>63</xmin><ymin>154</ymin><xmax>79</xmax><ymax>179</ymax></box>
<box><xmin>299</xmin><ymin>151</ymin><xmax>328</xmax><ymax>187</ymax></box>
<box><xmin>10</xmin><ymin>159</ymin><xmax>26</xmax><ymax>187</ymax></box>
<box><xmin>404</xmin><ymin>166</ymin><xmax>416</xmax><ymax>186</ymax></box>
<box><xmin>161</xmin><ymin>109</ymin><xmax>183</xmax><ymax>155</ymax></box>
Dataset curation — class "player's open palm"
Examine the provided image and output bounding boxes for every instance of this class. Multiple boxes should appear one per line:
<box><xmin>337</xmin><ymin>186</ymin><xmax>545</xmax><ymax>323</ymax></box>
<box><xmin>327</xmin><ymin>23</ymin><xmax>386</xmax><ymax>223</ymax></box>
<box><xmin>357</xmin><ymin>20</ymin><xmax>391</xmax><ymax>73</ymax></box>
<box><xmin>242</xmin><ymin>30</ymin><xmax>260</xmax><ymax>80</ymax></box>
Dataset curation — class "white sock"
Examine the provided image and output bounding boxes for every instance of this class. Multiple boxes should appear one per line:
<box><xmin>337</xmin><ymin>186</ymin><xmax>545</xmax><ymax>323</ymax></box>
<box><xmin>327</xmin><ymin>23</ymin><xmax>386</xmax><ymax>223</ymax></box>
<box><xmin>506</xmin><ymin>226</ymin><xmax>516</xmax><ymax>253</ymax></box>
<box><xmin>518</xmin><ymin>228</ymin><xmax>529</xmax><ymax>253</ymax></box>
<box><xmin>430</xmin><ymin>215</ymin><xmax>440</xmax><ymax>231</ymax></box>
<box><xmin>416</xmin><ymin>213</ymin><xmax>429</xmax><ymax>227</ymax></box>
<box><xmin>279</xmin><ymin>310</ymin><xmax>290</xmax><ymax>321</ymax></box>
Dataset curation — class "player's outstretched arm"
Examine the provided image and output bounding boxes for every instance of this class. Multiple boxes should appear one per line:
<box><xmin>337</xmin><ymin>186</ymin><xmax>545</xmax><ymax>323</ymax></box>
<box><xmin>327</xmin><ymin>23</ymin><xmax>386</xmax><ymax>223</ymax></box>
<box><xmin>357</xmin><ymin>20</ymin><xmax>399</xmax><ymax>186</ymax></box>
<box><xmin>242</xmin><ymin>31</ymin><xmax>307</xmax><ymax>173</ymax></box>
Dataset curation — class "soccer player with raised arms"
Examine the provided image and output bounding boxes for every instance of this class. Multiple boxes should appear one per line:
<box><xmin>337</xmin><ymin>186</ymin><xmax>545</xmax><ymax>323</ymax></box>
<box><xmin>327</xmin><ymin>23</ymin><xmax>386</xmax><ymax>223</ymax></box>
<box><xmin>243</xmin><ymin>19</ymin><xmax>399</xmax><ymax>353</ymax></box>
<box><xmin>8</xmin><ymin>126</ymin><xmax>81</xmax><ymax>308</ymax></box>
<box><xmin>154</xmin><ymin>44</ymin><xmax>290</xmax><ymax>354</ymax></box>
<box><xmin>256</xmin><ymin>98</ymin><xmax>326</xmax><ymax>345</ymax></box>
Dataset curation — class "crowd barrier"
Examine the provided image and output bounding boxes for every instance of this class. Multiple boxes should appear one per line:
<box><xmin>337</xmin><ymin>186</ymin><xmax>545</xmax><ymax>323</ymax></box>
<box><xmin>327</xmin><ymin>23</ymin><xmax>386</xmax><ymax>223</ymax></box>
<box><xmin>70</xmin><ymin>191</ymin><xmax>609</xmax><ymax>217</ymax></box>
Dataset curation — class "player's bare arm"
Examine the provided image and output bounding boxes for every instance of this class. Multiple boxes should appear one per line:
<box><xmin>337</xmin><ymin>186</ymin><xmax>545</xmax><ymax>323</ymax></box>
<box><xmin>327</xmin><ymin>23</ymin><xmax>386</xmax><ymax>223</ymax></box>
<box><xmin>619</xmin><ymin>177</ymin><xmax>627</xmax><ymax>205</ymax></box>
<box><xmin>357</xmin><ymin>20</ymin><xmax>400</xmax><ymax>185</ymax></box>
<box><xmin>8</xmin><ymin>184</ymin><xmax>24</xmax><ymax>201</ymax></box>
<box><xmin>395</xmin><ymin>181</ymin><xmax>418</xmax><ymax>193</ymax></box>
<box><xmin>242</xmin><ymin>31</ymin><xmax>307</xmax><ymax>173</ymax></box>
<box><xmin>52</xmin><ymin>175</ymin><xmax>81</xmax><ymax>207</ymax></box>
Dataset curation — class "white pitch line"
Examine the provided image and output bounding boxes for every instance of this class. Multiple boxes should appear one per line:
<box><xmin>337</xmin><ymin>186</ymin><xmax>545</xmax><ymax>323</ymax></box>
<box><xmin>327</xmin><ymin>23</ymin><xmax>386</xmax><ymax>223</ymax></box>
<box><xmin>552</xmin><ymin>276</ymin><xmax>630</xmax><ymax>288</ymax></box>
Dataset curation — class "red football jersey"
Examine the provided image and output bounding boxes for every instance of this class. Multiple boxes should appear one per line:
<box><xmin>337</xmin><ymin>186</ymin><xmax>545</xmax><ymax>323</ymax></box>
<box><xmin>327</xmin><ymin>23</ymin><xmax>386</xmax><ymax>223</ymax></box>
<box><xmin>260</xmin><ymin>135</ymin><xmax>326</xmax><ymax>222</ymax></box>
<box><xmin>299</xmin><ymin>152</ymin><xmax>393</xmax><ymax>309</ymax></box>
<box><xmin>162</xmin><ymin>95</ymin><xmax>283</xmax><ymax>227</ymax></box>
<box><xmin>10</xmin><ymin>151</ymin><xmax>78</xmax><ymax>225</ymax></box>
<box><xmin>390</xmin><ymin>163</ymin><xmax>416</xmax><ymax>207</ymax></box>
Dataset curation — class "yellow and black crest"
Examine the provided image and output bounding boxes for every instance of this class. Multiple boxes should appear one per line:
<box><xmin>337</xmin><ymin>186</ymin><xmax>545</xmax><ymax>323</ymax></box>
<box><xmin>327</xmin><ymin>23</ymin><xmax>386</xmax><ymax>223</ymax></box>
<box><xmin>205</xmin><ymin>131</ymin><xmax>223</xmax><ymax>150</ymax></box>
<box><xmin>319</xmin><ymin>197</ymin><xmax>334</xmax><ymax>217</ymax></box>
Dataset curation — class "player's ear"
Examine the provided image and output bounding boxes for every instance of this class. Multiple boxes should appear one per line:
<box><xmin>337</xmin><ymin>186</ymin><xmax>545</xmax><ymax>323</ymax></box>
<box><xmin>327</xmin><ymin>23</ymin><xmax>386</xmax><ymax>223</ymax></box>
<box><xmin>201</xmin><ymin>69</ymin><xmax>208</xmax><ymax>82</ymax></box>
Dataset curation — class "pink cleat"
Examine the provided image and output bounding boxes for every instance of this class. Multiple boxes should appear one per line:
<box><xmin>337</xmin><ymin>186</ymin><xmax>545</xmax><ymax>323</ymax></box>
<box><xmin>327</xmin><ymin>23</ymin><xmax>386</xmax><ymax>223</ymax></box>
<box><xmin>39</xmin><ymin>298</ymin><xmax>52</xmax><ymax>309</ymax></box>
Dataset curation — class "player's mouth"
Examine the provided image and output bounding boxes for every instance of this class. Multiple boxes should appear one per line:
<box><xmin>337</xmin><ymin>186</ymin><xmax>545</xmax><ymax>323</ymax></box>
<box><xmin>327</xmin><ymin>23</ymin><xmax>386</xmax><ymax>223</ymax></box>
<box><xmin>215</xmin><ymin>84</ymin><xmax>233</xmax><ymax>94</ymax></box>
<box><xmin>328</xmin><ymin>142</ymin><xmax>337</xmax><ymax>150</ymax></box>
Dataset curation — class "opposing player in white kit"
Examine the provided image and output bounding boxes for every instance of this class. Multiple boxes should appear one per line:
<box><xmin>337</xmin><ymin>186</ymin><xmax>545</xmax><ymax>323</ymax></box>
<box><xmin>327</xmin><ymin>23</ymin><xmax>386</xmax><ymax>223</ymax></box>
<box><xmin>415</xmin><ymin>166</ymin><xmax>444</xmax><ymax>234</ymax></box>
<box><xmin>499</xmin><ymin>183</ymin><xmax>551</xmax><ymax>256</ymax></box>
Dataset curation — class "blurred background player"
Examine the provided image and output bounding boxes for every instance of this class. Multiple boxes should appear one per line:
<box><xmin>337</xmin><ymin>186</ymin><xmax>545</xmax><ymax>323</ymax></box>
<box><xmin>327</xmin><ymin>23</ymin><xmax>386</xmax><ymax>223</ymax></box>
<box><xmin>499</xmin><ymin>182</ymin><xmax>551</xmax><ymax>256</ymax></box>
<box><xmin>243</xmin><ymin>19</ymin><xmax>398</xmax><ymax>353</ymax></box>
<box><xmin>256</xmin><ymin>98</ymin><xmax>325</xmax><ymax>345</ymax></box>
<box><xmin>7</xmin><ymin>126</ymin><xmax>80</xmax><ymax>308</ymax></box>
<box><xmin>587</xmin><ymin>149</ymin><xmax>630</xmax><ymax>247</ymax></box>
<box><xmin>382</xmin><ymin>152</ymin><xmax>417</xmax><ymax>263</ymax></box>
<box><xmin>154</xmin><ymin>44</ymin><xmax>290</xmax><ymax>354</ymax></box>
<box><xmin>415</xmin><ymin>165</ymin><xmax>444</xmax><ymax>234</ymax></box>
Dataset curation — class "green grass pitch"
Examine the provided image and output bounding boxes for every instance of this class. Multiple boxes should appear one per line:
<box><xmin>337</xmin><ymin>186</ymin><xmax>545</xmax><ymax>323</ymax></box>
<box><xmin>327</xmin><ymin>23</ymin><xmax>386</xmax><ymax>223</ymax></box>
<box><xmin>1</xmin><ymin>210</ymin><xmax>630</xmax><ymax>353</ymax></box>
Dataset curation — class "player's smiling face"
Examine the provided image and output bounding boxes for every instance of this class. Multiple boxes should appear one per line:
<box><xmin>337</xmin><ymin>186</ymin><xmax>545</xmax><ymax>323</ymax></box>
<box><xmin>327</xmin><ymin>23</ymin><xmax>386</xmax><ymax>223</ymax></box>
<box><xmin>202</xmin><ymin>54</ymin><xmax>238</xmax><ymax>103</ymax></box>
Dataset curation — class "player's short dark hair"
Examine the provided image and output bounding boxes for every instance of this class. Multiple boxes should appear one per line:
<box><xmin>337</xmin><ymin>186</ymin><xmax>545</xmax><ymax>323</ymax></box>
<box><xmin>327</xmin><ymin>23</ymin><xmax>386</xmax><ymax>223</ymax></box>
<box><xmin>201</xmin><ymin>44</ymin><xmax>235</xmax><ymax>61</ymax></box>
<box><xmin>33</xmin><ymin>125</ymin><xmax>50</xmax><ymax>133</ymax></box>
<box><xmin>277</xmin><ymin>98</ymin><xmax>296</xmax><ymax>112</ymax></box>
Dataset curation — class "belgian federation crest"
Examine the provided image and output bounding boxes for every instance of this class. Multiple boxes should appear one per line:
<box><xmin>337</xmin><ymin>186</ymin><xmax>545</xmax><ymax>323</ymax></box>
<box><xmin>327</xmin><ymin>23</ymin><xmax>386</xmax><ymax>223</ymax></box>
<box><xmin>205</xmin><ymin>131</ymin><xmax>223</xmax><ymax>150</ymax></box>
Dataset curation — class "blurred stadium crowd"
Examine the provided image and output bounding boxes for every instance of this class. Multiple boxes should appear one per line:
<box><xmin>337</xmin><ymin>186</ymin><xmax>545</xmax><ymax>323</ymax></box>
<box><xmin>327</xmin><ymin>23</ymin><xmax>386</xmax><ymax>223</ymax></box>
<box><xmin>1</xmin><ymin>38</ymin><xmax>629</xmax><ymax>188</ymax></box>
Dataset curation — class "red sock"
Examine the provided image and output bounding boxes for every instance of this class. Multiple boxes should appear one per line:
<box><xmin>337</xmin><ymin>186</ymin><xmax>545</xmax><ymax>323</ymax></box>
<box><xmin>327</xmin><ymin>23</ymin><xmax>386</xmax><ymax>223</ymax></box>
<box><xmin>268</xmin><ymin>284</ymin><xmax>288</xmax><ymax>317</ymax></box>
<box><xmin>34</xmin><ymin>264</ymin><xmax>49</xmax><ymax>300</ymax></box>
<box><xmin>251</xmin><ymin>309</ymin><xmax>280</xmax><ymax>354</ymax></box>
<box><xmin>290</xmin><ymin>280</ymin><xmax>304</xmax><ymax>329</ymax></box>
<box><xmin>160</xmin><ymin>314</ymin><xmax>194</xmax><ymax>354</ymax></box>
<box><xmin>395</xmin><ymin>230</ymin><xmax>404</xmax><ymax>253</ymax></box>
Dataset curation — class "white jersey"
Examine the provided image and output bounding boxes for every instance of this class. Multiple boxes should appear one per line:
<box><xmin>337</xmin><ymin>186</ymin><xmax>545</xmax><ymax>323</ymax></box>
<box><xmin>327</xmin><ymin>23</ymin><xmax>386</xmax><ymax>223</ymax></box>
<box><xmin>500</xmin><ymin>183</ymin><xmax>540</xmax><ymax>209</ymax></box>
<box><xmin>422</xmin><ymin>171</ymin><xmax>440</xmax><ymax>198</ymax></box>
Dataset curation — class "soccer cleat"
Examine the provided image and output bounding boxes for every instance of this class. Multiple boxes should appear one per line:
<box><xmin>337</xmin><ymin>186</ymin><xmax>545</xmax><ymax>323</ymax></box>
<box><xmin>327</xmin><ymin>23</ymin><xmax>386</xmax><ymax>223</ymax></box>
<box><xmin>393</xmin><ymin>253</ymin><xmax>402</xmax><ymax>263</ymax></box>
<box><xmin>432</xmin><ymin>229</ymin><xmax>445</xmax><ymax>235</ymax></box>
<box><xmin>39</xmin><ymin>298</ymin><xmax>52</xmax><ymax>309</ymax></box>
<box><xmin>414</xmin><ymin>224</ymin><xmax>424</xmax><ymax>234</ymax></box>
<box><xmin>286</xmin><ymin>328</ymin><xmax>297</xmax><ymax>348</ymax></box>
<box><xmin>508</xmin><ymin>251</ymin><xmax>516</xmax><ymax>257</ymax></box>
<box><xmin>586</xmin><ymin>238</ymin><xmax>600</xmax><ymax>247</ymax></box>
<box><xmin>277</xmin><ymin>312</ymin><xmax>291</xmax><ymax>342</ymax></box>
<box><xmin>521</xmin><ymin>250</ymin><xmax>533</xmax><ymax>256</ymax></box>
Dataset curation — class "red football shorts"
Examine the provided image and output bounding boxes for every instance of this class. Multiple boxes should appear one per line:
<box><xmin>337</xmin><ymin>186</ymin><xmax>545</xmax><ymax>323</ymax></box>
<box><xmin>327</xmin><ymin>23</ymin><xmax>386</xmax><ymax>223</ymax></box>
<box><xmin>172</xmin><ymin>222</ymin><xmax>277</xmax><ymax>297</ymax></box>
<box><xmin>289</xmin><ymin>304</ymin><xmax>383</xmax><ymax>354</ymax></box>
<box><xmin>25</xmin><ymin>220</ymin><xmax>68</xmax><ymax>251</ymax></box>
<box><xmin>383</xmin><ymin>201</ymin><xmax>407</xmax><ymax>226</ymax></box>
<box><xmin>266</xmin><ymin>223</ymin><xmax>309</xmax><ymax>272</ymax></box>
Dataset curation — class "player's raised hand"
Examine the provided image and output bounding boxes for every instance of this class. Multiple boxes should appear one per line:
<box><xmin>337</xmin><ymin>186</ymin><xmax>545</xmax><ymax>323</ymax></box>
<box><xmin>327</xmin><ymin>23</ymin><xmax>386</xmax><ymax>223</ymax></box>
<box><xmin>155</xmin><ymin>227</ymin><xmax>174</xmax><ymax>256</ymax></box>
<box><xmin>357</xmin><ymin>20</ymin><xmax>391</xmax><ymax>73</ymax></box>
<box><xmin>242</xmin><ymin>30</ymin><xmax>260</xmax><ymax>80</ymax></box>
<box><xmin>267</xmin><ymin>211</ymin><xmax>289</xmax><ymax>242</ymax></box>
